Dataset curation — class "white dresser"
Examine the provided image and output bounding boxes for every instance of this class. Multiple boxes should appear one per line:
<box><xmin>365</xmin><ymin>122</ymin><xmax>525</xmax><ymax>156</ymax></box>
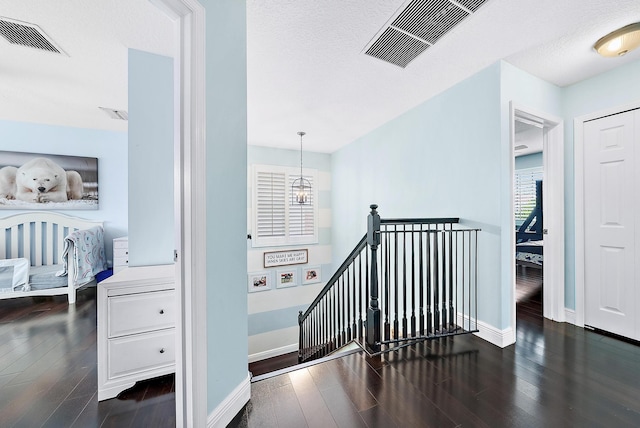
<box><xmin>97</xmin><ymin>264</ymin><xmax>176</xmax><ymax>401</ymax></box>
<box><xmin>112</xmin><ymin>236</ymin><xmax>129</xmax><ymax>274</ymax></box>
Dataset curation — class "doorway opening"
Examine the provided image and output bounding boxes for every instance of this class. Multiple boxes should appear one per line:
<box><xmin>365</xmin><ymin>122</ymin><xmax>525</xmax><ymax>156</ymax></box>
<box><xmin>510</xmin><ymin>103</ymin><xmax>565</xmax><ymax>335</ymax></box>
<box><xmin>514</xmin><ymin>114</ymin><xmax>544</xmax><ymax>318</ymax></box>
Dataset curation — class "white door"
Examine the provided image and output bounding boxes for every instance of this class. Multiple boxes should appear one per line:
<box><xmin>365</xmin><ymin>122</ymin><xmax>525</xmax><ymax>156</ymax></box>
<box><xmin>584</xmin><ymin>109</ymin><xmax>639</xmax><ymax>339</ymax></box>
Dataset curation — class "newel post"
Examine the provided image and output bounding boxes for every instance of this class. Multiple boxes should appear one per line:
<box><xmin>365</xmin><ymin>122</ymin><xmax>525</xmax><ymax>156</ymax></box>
<box><xmin>366</xmin><ymin>204</ymin><xmax>381</xmax><ymax>351</ymax></box>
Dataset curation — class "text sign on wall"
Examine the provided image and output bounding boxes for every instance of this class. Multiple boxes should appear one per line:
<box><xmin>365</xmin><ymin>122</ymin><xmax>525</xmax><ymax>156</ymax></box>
<box><xmin>264</xmin><ymin>249</ymin><xmax>308</xmax><ymax>268</ymax></box>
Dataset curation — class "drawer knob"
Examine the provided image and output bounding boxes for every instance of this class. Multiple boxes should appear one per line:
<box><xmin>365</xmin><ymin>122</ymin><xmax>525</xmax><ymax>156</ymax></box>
<box><xmin>159</xmin><ymin>309</ymin><xmax>165</xmax><ymax>315</ymax></box>
<box><xmin>160</xmin><ymin>348</ymin><xmax>165</xmax><ymax>354</ymax></box>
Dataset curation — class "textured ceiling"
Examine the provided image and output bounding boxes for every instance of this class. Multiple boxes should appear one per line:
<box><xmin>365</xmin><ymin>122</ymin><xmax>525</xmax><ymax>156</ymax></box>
<box><xmin>1</xmin><ymin>0</ymin><xmax>639</xmax><ymax>153</ymax></box>
<box><xmin>247</xmin><ymin>0</ymin><xmax>640</xmax><ymax>152</ymax></box>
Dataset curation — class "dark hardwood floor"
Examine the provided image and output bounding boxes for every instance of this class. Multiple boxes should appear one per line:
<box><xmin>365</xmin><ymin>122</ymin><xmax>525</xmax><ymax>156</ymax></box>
<box><xmin>232</xmin><ymin>292</ymin><xmax>640</xmax><ymax>427</ymax></box>
<box><xmin>0</xmin><ymin>287</ymin><xmax>175</xmax><ymax>428</ymax></box>
<box><xmin>4</xmin><ymin>278</ymin><xmax>639</xmax><ymax>428</ymax></box>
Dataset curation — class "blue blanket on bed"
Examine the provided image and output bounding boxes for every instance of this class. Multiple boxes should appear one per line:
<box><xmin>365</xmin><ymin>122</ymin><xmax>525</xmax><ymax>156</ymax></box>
<box><xmin>57</xmin><ymin>226</ymin><xmax>107</xmax><ymax>286</ymax></box>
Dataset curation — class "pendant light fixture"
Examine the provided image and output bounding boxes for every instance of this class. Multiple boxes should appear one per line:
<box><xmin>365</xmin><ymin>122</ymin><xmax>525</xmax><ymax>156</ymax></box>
<box><xmin>594</xmin><ymin>22</ymin><xmax>640</xmax><ymax>57</ymax></box>
<box><xmin>291</xmin><ymin>131</ymin><xmax>312</xmax><ymax>205</ymax></box>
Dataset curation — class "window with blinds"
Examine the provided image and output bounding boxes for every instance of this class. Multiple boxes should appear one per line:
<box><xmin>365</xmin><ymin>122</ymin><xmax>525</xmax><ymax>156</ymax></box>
<box><xmin>514</xmin><ymin>167</ymin><xmax>543</xmax><ymax>227</ymax></box>
<box><xmin>252</xmin><ymin>165</ymin><xmax>318</xmax><ymax>247</ymax></box>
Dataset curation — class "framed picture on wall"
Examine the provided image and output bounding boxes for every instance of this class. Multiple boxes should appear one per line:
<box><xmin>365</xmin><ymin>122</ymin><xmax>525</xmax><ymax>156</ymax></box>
<box><xmin>0</xmin><ymin>150</ymin><xmax>99</xmax><ymax>210</ymax></box>
<box><xmin>248</xmin><ymin>271</ymin><xmax>273</xmax><ymax>293</ymax></box>
<box><xmin>276</xmin><ymin>268</ymin><xmax>298</xmax><ymax>289</ymax></box>
<box><xmin>302</xmin><ymin>265</ymin><xmax>321</xmax><ymax>285</ymax></box>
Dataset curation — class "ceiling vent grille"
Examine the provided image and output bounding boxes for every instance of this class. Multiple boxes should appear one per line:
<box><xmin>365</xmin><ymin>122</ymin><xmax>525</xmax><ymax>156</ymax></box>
<box><xmin>99</xmin><ymin>107</ymin><xmax>129</xmax><ymax>121</ymax></box>
<box><xmin>364</xmin><ymin>0</ymin><xmax>490</xmax><ymax>68</ymax></box>
<box><xmin>365</xmin><ymin>27</ymin><xmax>430</xmax><ymax>69</ymax></box>
<box><xmin>0</xmin><ymin>17</ymin><xmax>65</xmax><ymax>55</ymax></box>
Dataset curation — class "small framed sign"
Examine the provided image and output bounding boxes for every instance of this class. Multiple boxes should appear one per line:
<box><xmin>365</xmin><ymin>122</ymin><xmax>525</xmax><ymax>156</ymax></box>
<box><xmin>263</xmin><ymin>249</ymin><xmax>308</xmax><ymax>268</ymax></box>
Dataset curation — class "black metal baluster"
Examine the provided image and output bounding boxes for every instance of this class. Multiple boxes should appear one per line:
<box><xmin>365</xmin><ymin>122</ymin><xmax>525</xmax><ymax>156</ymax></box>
<box><xmin>453</xmin><ymin>229</ymin><xmax>458</xmax><ymax>331</ymax></box>
<box><xmin>426</xmin><ymin>226</ymin><xmax>432</xmax><ymax>335</ymax></box>
<box><xmin>434</xmin><ymin>229</ymin><xmax>440</xmax><ymax>333</ymax></box>
<box><xmin>474</xmin><ymin>230</ymin><xmax>478</xmax><ymax>332</ymax></box>
<box><xmin>320</xmin><ymin>297</ymin><xmax>325</xmax><ymax>356</ymax></box>
<box><xmin>311</xmin><ymin>308</ymin><xmax>315</xmax><ymax>357</ymax></box>
<box><xmin>358</xmin><ymin>253</ymin><xmax>363</xmax><ymax>340</ymax></box>
<box><xmin>335</xmin><ymin>284</ymin><xmax>339</xmax><ymax>351</ymax></box>
<box><xmin>338</xmin><ymin>275</ymin><xmax>348</xmax><ymax>346</ymax></box>
<box><xmin>384</xmin><ymin>226</ymin><xmax>390</xmax><ymax>341</ymax></box>
<box><xmin>419</xmin><ymin>225</ymin><xmax>424</xmax><ymax>336</ymax></box>
<box><xmin>411</xmin><ymin>224</ymin><xmax>416</xmax><ymax>338</ymax></box>
<box><xmin>298</xmin><ymin>312</ymin><xmax>303</xmax><ymax>362</ymax></box>
<box><xmin>402</xmin><ymin>226</ymin><xmax>408</xmax><ymax>339</ymax></box>
<box><xmin>351</xmin><ymin>262</ymin><xmax>357</xmax><ymax>342</ymax></box>
<box><xmin>462</xmin><ymin>230</ymin><xmax>466</xmax><ymax>331</ymax></box>
<box><xmin>441</xmin><ymin>225</ymin><xmax>448</xmax><ymax>332</ymax></box>
<box><xmin>449</xmin><ymin>227</ymin><xmax>454</xmax><ymax>329</ymax></box>
<box><xmin>394</xmin><ymin>226</ymin><xmax>399</xmax><ymax>340</ymax></box>
<box><xmin>345</xmin><ymin>271</ymin><xmax>350</xmax><ymax>343</ymax></box>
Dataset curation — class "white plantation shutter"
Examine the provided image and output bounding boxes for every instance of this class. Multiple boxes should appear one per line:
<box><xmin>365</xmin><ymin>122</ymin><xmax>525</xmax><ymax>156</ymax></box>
<box><xmin>252</xmin><ymin>165</ymin><xmax>318</xmax><ymax>247</ymax></box>
<box><xmin>514</xmin><ymin>167</ymin><xmax>543</xmax><ymax>226</ymax></box>
<box><xmin>256</xmin><ymin>171</ymin><xmax>286</xmax><ymax>239</ymax></box>
<box><xmin>289</xmin><ymin>174</ymin><xmax>315</xmax><ymax>237</ymax></box>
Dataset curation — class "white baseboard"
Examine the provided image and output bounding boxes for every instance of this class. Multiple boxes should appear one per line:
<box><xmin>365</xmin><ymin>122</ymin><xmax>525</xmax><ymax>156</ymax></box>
<box><xmin>457</xmin><ymin>313</ymin><xmax>515</xmax><ymax>348</ymax></box>
<box><xmin>477</xmin><ymin>320</ymin><xmax>515</xmax><ymax>348</ymax></box>
<box><xmin>564</xmin><ymin>309</ymin><xmax>577</xmax><ymax>325</ymax></box>
<box><xmin>248</xmin><ymin>343</ymin><xmax>298</xmax><ymax>363</ymax></box>
<box><xmin>207</xmin><ymin>372</ymin><xmax>251</xmax><ymax>428</ymax></box>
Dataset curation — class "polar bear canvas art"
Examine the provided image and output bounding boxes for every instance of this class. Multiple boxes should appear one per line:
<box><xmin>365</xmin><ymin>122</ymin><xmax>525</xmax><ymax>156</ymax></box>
<box><xmin>0</xmin><ymin>151</ymin><xmax>98</xmax><ymax>210</ymax></box>
<box><xmin>0</xmin><ymin>157</ymin><xmax>84</xmax><ymax>203</ymax></box>
<box><xmin>16</xmin><ymin>158</ymin><xmax>83</xmax><ymax>203</ymax></box>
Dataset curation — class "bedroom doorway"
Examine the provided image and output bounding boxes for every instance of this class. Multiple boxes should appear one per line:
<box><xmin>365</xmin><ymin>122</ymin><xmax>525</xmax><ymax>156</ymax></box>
<box><xmin>510</xmin><ymin>104</ymin><xmax>565</xmax><ymax>333</ymax></box>
<box><xmin>514</xmin><ymin>115</ymin><xmax>544</xmax><ymax>318</ymax></box>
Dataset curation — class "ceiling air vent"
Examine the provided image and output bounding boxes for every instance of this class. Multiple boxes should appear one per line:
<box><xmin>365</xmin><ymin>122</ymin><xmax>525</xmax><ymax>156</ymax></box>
<box><xmin>0</xmin><ymin>17</ymin><xmax>65</xmax><ymax>55</ymax></box>
<box><xmin>99</xmin><ymin>107</ymin><xmax>129</xmax><ymax>121</ymax></box>
<box><xmin>365</xmin><ymin>27</ymin><xmax>430</xmax><ymax>69</ymax></box>
<box><xmin>364</xmin><ymin>0</ymin><xmax>491</xmax><ymax>68</ymax></box>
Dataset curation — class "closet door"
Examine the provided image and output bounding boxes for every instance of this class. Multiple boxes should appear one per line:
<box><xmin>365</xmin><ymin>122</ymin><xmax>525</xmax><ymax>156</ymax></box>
<box><xmin>584</xmin><ymin>109</ymin><xmax>638</xmax><ymax>339</ymax></box>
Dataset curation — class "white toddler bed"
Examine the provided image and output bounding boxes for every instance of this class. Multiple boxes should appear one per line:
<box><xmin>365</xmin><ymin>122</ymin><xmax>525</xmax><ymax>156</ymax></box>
<box><xmin>0</xmin><ymin>212</ymin><xmax>106</xmax><ymax>304</ymax></box>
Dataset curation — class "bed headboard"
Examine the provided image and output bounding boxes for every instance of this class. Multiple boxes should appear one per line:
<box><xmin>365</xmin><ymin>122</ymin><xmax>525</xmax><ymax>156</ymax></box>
<box><xmin>0</xmin><ymin>212</ymin><xmax>104</xmax><ymax>266</ymax></box>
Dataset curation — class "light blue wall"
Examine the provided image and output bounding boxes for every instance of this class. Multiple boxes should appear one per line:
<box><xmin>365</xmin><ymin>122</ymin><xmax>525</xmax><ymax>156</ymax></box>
<box><xmin>128</xmin><ymin>49</ymin><xmax>174</xmax><ymax>266</ymax></box>
<box><xmin>0</xmin><ymin>120</ymin><xmax>127</xmax><ymax>261</ymax></box>
<box><xmin>332</xmin><ymin>63</ymin><xmax>504</xmax><ymax>328</ymax></box>
<box><xmin>202</xmin><ymin>0</ymin><xmax>248</xmax><ymax>414</ymax></box>
<box><xmin>561</xmin><ymin>58</ymin><xmax>640</xmax><ymax>310</ymax></box>
<box><xmin>515</xmin><ymin>152</ymin><xmax>542</xmax><ymax>170</ymax></box>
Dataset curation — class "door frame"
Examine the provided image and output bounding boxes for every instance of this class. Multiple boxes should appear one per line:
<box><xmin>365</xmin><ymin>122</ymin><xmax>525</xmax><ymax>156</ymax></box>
<box><xmin>574</xmin><ymin>100</ymin><xmax>640</xmax><ymax>327</ymax></box>
<box><xmin>150</xmin><ymin>0</ymin><xmax>206</xmax><ymax>426</ymax></box>
<box><xmin>510</xmin><ymin>102</ymin><xmax>565</xmax><ymax>332</ymax></box>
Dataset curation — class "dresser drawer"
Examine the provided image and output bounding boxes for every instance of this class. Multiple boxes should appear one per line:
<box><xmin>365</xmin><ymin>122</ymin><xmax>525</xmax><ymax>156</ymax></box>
<box><xmin>108</xmin><ymin>290</ymin><xmax>174</xmax><ymax>337</ymax></box>
<box><xmin>113</xmin><ymin>238</ymin><xmax>129</xmax><ymax>249</ymax></box>
<box><xmin>108</xmin><ymin>329</ymin><xmax>175</xmax><ymax>379</ymax></box>
<box><xmin>113</xmin><ymin>256</ymin><xmax>129</xmax><ymax>267</ymax></box>
<box><xmin>113</xmin><ymin>248</ymin><xmax>129</xmax><ymax>259</ymax></box>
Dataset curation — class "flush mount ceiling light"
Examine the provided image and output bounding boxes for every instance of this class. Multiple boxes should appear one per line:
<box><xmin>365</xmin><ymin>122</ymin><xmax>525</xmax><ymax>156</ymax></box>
<box><xmin>594</xmin><ymin>22</ymin><xmax>640</xmax><ymax>57</ymax></box>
